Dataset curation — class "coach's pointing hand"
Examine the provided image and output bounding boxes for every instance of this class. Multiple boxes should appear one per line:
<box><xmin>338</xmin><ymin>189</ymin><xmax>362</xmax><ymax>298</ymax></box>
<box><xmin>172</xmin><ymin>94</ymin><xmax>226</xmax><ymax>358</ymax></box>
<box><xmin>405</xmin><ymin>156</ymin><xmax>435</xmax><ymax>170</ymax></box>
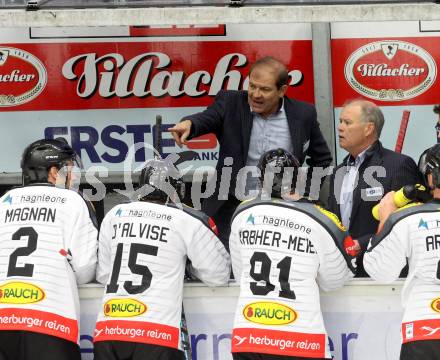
<box><xmin>169</xmin><ymin>120</ymin><xmax>192</xmax><ymax>148</ymax></box>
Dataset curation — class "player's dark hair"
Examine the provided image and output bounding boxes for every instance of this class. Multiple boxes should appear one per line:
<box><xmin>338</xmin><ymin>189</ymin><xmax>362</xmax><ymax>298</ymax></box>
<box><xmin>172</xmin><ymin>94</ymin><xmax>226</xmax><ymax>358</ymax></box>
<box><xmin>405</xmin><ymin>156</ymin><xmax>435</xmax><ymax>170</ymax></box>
<box><xmin>138</xmin><ymin>159</ymin><xmax>184</xmax><ymax>204</ymax></box>
<box><xmin>258</xmin><ymin>148</ymin><xmax>300</xmax><ymax>198</ymax></box>
<box><xmin>420</xmin><ymin>144</ymin><xmax>440</xmax><ymax>189</ymax></box>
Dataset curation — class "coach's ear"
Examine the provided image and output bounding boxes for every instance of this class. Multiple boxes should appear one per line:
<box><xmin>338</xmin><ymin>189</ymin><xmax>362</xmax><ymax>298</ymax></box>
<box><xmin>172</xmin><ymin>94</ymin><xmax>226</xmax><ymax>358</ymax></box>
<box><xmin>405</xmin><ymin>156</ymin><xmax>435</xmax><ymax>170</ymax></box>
<box><xmin>364</xmin><ymin>121</ymin><xmax>375</xmax><ymax>138</ymax></box>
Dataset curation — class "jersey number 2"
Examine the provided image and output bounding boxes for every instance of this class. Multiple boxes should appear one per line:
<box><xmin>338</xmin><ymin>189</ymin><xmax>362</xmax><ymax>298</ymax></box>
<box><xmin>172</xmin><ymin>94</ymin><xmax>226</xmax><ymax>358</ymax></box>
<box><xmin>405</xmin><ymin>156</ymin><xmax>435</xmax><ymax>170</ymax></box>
<box><xmin>106</xmin><ymin>243</ymin><xmax>158</xmax><ymax>295</ymax></box>
<box><xmin>7</xmin><ymin>227</ymin><xmax>38</xmax><ymax>277</ymax></box>
<box><xmin>249</xmin><ymin>252</ymin><xmax>295</xmax><ymax>299</ymax></box>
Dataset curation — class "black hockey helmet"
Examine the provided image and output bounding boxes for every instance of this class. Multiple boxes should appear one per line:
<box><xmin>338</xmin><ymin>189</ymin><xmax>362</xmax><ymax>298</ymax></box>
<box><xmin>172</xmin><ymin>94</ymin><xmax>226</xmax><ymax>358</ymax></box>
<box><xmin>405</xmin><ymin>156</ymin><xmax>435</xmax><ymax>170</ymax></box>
<box><xmin>21</xmin><ymin>138</ymin><xmax>82</xmax><ymax>185</ymax></box>
<box><xmin>138</xmin><ymin>159</ymin><xmax>184</xmax><ymax>203</ymax></box>
<box><xmin>258</xmin><ymin>148</ymin><xmax>300</xmax><ymax>198</ymax></box>
<box><xmin>419</xmin><ymin>144</ymin><xmax>440</xmax><ymax>189</ymax></box>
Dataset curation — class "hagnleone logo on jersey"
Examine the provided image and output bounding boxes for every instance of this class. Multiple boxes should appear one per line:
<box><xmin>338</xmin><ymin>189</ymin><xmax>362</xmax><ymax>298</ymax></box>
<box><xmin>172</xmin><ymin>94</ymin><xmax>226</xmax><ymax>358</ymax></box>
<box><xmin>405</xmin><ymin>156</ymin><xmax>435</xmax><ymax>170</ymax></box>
<box><xmin>104</xmin><ymin>298</ymin><xmax>147</xmax><ymax>318</ymax></box>
<box><xmin>344</xmin><ymin>40</ymin><xmax>436</xmax><ymax>101</ymax></box>
<box><xmin>245</xmin><ymin>213</ymin><xmax>311</xmax><ymax>233</ymax></box>
<box><xmin>243</xmin><ymin>302</ymin><xmax>297</xmax><ymax>325</ymax></box>
<box><xmin>0</xmin><ymin>282</ymin><xmax>45</xmax><ymax>304</ymax></box>
<box><xmin>431</xmin><ymin>298</ymin><xmax>440</xmax><ymax>314</ymax></box>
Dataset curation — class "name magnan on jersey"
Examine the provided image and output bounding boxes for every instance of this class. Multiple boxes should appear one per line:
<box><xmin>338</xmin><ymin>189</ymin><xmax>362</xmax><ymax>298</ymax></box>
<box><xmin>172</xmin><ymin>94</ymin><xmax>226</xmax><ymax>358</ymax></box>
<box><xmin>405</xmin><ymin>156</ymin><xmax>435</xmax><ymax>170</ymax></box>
<box><xmin>94</xmin><ymin>201</ymin><xmax>230</xmax><ymax>350</ymax></box>
<box><xmin>0</xmin><ymin>185</ymin><xmax>98</xmax><ymax>343</ymax></box>
<box><xmin>229</xmin><ymin>198</ymin><xmax>355</xmax><ymax>359</ymax></box>
<box><xmin>364</xmin><ymin>201</ymin><xmax>440</xmax><ymax>344</ymax></box>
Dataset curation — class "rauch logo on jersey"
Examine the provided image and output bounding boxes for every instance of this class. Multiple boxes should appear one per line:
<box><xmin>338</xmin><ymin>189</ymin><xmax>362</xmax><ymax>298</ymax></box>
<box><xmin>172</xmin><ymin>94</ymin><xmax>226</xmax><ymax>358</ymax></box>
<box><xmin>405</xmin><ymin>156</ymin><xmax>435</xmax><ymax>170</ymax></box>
<box><xmin>344</xmin><ymin>40</ymin><xmax>436</xmax><ymax>101</ymax></box>
<box><xmin>0</xmin><ymin>282</ymin><xmax>45</xmax><ymax>304</ymax></box>
<box><xmin>104</xmin><ymin>298</ymin><xmax>147</xmax><ymax>317</ymax></box>
<box><xmin>431</xmin><ymin>298</ymin><xmax>440</xmax><ymax>313</ymax></box>
<box><xmin>0</xmin><ymin>47</ymin><xmax>47</xmax><ymax>107</ymax></box>
<box><xmin>243</xmin><ymin>302</ymin><xmax>297</xmax><ymax>325</ymax></box>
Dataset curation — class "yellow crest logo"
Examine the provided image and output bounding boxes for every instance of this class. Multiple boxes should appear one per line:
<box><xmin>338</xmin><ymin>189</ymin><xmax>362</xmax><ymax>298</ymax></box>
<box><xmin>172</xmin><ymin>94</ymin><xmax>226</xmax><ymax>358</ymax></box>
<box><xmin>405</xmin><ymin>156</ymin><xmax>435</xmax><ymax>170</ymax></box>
<box><xmin>0</xmin><ymin>282</ymin><xmax>45</xmax><ymax>304</ymax></box>
<box><xmin>243</xmin><ymin>302</ymin><xmax>297</xmax><ymax>325</ymax></box>
<box><xmin>431</xmin><ymin>298</ymin><xmax>440</xmax><ymax>313</ymax></box>
<box><xmin>104</xmin><ymin>298</ymin><xmax>147</xmax><ymax>318</ymax></box>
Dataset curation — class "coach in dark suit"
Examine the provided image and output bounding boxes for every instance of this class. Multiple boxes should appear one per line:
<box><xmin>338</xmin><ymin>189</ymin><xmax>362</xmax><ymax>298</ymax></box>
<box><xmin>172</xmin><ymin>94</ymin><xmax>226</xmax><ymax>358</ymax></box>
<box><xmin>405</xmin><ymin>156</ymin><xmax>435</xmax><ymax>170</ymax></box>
<box><xmin>169</xmin><ymin>57</ymin><xmax>332</xmax><ymax>248</ymax></box>
<box><xmin>328</xmin><ymin>99</ymin><xmax>422</xmax><ymax>277</ymax></box>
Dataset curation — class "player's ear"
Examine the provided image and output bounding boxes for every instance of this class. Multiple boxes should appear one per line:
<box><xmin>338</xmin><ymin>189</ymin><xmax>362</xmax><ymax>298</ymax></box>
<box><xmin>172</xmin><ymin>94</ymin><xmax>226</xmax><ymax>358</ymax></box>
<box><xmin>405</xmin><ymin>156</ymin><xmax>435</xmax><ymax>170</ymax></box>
<box><xmin>47</xmin><ymin>166</ymin><xmax>58</xmax><ymax>184</ymax></box>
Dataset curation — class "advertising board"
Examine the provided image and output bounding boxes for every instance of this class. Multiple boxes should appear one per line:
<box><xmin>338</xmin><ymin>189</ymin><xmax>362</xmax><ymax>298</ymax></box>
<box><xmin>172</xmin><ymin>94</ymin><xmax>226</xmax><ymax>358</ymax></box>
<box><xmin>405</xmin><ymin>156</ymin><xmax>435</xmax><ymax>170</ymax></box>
<box><xmin>331</xmin><ymin>21</ymin><xmax>440</xmax><ymax>163</ymax></box>
<box><xmin>0</xmin><ymin>24</ymin><xmax>314</xmax><ymax>178</ymax></box>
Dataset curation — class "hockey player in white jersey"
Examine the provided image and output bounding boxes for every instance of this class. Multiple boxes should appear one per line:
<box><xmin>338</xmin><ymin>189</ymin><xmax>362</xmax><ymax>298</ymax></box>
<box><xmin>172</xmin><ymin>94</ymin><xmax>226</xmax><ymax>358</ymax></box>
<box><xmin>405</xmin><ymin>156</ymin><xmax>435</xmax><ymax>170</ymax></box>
<box><xmin>364</xmin><ymin>144</ymin><xmax>440</xmax><ymax>360</ymax></box>
<box><xmin>0</xmin><ymin>139</ymin><xmax>98</xmax><ymax>360</ymax></box>
<box><xmin>229</xmin><ymin>148</ymin><xmax>356</xmax><ymax>360</ymax></box>
<box><xmin>93</xmin><ymin>158</ymin><xmax>231</xmax><ymax>360</ymax></box>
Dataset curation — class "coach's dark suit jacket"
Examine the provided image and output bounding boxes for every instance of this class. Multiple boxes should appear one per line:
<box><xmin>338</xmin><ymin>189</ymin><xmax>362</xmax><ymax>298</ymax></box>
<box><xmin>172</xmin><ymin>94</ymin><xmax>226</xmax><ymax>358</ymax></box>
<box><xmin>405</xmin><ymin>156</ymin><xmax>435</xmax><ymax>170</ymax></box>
<box><xmin>184</xmin><ymin>90</ymin><xmax>332</xmax><ymax>216</ymax></box>
<box><xmin>328</xmin><ymin>140</ymin><xmax>422</xmax><ymax>276</ymax></box>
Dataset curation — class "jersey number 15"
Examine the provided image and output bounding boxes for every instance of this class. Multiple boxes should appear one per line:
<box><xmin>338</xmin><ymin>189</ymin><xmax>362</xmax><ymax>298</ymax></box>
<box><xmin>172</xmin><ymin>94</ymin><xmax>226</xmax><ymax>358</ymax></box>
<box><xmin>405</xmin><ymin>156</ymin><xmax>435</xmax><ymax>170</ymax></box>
<box><xmin>106</xmin><ymin>243</ymin><xmax>158</xmax><ymax>295</ymax></box>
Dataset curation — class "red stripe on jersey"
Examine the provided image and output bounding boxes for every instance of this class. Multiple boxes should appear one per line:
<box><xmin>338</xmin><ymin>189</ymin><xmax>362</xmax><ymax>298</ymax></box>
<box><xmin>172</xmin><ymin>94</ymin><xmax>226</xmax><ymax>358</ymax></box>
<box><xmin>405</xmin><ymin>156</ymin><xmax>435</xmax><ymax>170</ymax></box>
<box><xmin>94</xmin><ymin>320</ymin><xmax>179</xmax><ymax>349</ymax></box>
<box><xmin>208</xmin><ymin>217</ymin><xmax>219</xmax><ymax>236</ymax></box>
<box><xmin>0</xmin><ymin>308</ymin><xmax>78</xmax><ymax>343</ymax></box>
<box><xmin>232</xmin><ymin>327</ymin><xmax>325</xmax><ymax>358</ymax></box>
<box><xmin>402</xmin><ymin>318</ymin><xmax>440</xmax><ymax>343</ymax></box>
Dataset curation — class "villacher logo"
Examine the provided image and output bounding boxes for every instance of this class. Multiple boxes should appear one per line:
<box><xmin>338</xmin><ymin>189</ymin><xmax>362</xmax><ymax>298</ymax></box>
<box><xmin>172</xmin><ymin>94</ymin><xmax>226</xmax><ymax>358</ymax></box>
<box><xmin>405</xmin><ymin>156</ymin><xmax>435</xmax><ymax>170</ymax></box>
<box><xmin>0</xmin><ymin>47</ymin><xmax>47</xmax><ymax>107</ymax></box>
<box><xmin>344</xmin><ymin>40</ymin><xmax>436</xmax><ymax>101</ymax></box>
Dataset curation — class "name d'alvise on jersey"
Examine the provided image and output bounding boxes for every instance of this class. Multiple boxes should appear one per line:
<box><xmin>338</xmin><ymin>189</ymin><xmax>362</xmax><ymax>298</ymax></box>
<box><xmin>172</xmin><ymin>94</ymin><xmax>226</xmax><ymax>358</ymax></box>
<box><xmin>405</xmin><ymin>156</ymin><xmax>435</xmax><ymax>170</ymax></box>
<box><xmin>112</xmin><ymin>222</ymin><xmax>169</xmax><ymax>243</ymax></box>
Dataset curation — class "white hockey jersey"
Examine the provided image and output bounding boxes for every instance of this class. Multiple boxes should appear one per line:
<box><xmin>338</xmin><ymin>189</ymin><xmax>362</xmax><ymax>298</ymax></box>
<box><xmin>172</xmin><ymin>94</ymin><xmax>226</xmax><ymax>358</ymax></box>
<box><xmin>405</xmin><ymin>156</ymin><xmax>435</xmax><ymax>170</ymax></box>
<box><xmin>229</xmin><ymin>198</ymin><xmax>355</xmax><ymax>359</ymax></box>
<box><xmin>364</xmin><ymin>201</ymin><xmax>440</xmax><ymax>344</ymax></box>
<box><xmin>94</xmin><ymin>201</ymin><xmax>230</xmax><ymax>350</ymax></box>
<box><xmin>0</xmin><ymin>185</ymin><xmax>98</xmax><ymax>343</ymax></box>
